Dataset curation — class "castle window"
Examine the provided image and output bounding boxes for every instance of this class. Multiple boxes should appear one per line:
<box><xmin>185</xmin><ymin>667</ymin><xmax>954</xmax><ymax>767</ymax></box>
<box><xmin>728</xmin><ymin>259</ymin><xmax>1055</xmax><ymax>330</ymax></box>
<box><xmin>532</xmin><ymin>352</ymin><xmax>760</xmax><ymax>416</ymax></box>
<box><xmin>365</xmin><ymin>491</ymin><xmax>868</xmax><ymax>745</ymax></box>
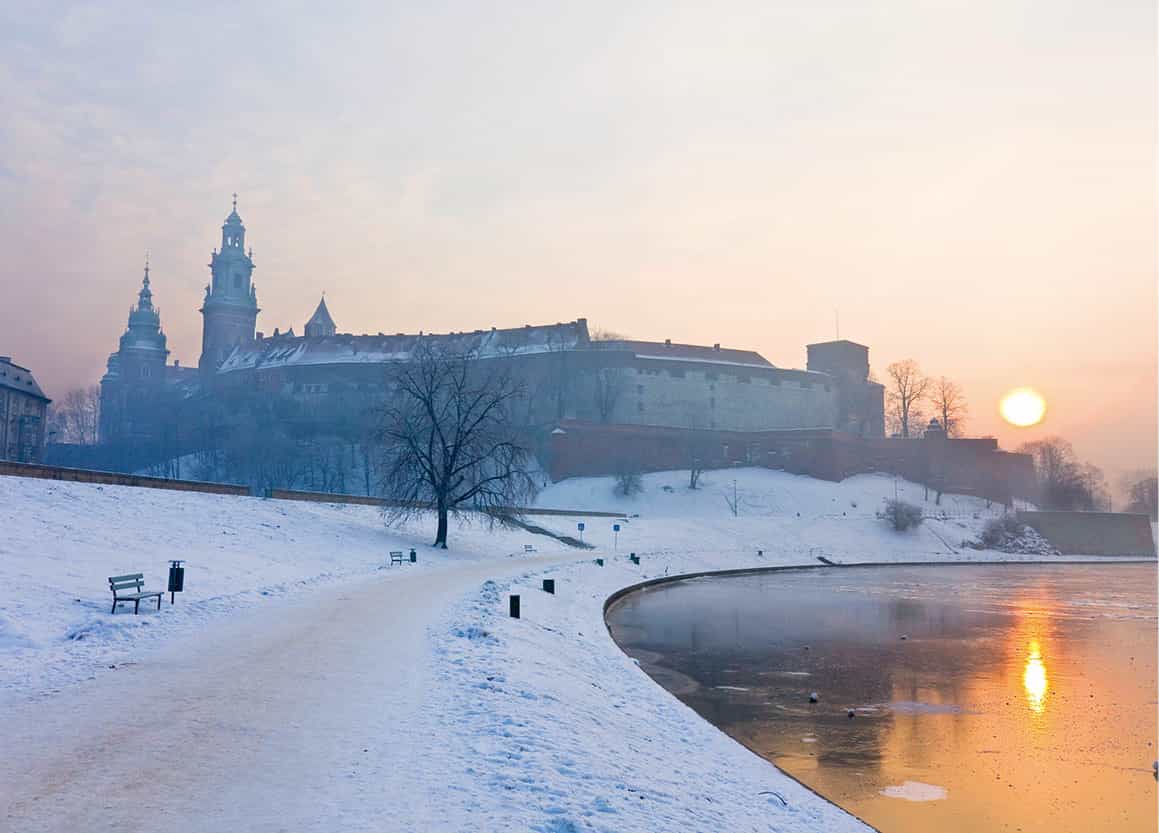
<box><xmin>637</xmin><ymin>402</ymin><xmax>645</xmax><ymax>412</ymax></box>
<box><xmin>710</xmin><ymin>397</ymin><xmax>715</xmax><ymax>409</ymax></box>
<box><xmin>234</xmin><ymin>274</ymin><xmax>242</xmax><ymax>288</ymax></box>
<box><xmin>636</xmin><ymin>384</ymin><xmax>644</xmax><ymax>394</ymax></box>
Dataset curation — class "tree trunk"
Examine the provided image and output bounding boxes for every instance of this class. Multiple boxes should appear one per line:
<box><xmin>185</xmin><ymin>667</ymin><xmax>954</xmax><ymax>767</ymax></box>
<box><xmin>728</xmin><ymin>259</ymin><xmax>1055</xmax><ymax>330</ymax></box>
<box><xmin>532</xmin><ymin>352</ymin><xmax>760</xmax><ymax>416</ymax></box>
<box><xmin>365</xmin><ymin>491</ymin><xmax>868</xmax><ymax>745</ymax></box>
<box><xmin>434</xmin><ymin>504</ymin><xmax>449</xmax><ymax>549</ymax></box>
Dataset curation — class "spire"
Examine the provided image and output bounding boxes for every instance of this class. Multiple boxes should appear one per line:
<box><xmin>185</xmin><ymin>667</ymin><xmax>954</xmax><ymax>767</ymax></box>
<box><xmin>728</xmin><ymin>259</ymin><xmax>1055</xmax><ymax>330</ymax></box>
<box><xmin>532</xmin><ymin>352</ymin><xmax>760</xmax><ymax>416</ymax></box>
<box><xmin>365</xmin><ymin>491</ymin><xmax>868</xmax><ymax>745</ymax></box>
<box><xmin>138</xmin><ymin>253</ymin><xmax>154</xmax><ymax>310</ymax></box>
<box><xmin>221</xmin><ymin>193</ymin><xmax>246</xmax><ymax>250</ymax></box>
<box><xmin>304</xmin><ymin>295</ymin><xmax>337</xmax><ymax>338</ymax></box>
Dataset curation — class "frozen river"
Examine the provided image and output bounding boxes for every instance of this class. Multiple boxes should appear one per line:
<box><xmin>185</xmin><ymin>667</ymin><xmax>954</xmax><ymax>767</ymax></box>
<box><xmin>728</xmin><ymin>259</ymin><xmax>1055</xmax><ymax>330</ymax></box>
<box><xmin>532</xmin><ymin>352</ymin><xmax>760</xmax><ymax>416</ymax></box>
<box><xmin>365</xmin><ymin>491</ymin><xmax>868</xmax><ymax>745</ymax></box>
<box><xmin>607</xmin><ymin>562</ymin><xmax>1158</xmax><ymax>833</ymax></box>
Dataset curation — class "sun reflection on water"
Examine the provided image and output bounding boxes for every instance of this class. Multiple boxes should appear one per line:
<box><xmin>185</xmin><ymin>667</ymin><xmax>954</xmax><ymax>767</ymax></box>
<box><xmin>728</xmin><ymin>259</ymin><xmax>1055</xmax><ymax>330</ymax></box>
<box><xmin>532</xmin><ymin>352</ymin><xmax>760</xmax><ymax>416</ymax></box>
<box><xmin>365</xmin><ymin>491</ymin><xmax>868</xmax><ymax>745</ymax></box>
<box><xmin>1023</xmin><ymin>639</ymin><xmax>1048</xmax><ymax>714</ymax></box>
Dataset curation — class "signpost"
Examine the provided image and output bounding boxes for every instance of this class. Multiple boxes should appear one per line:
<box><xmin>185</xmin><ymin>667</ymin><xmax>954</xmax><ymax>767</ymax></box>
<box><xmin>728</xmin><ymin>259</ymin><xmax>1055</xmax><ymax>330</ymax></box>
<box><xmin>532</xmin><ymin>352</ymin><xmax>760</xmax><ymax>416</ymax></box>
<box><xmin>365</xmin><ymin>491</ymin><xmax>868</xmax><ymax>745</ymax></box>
<box><xmin>577</xmin><ymin>521</ymin><xmax>585</xmax><ymax>544</ymax></box>
<box><xmin>612</xmin><ymin>523</ymin><xmax>620</xmax><ymax>551</ymax></box>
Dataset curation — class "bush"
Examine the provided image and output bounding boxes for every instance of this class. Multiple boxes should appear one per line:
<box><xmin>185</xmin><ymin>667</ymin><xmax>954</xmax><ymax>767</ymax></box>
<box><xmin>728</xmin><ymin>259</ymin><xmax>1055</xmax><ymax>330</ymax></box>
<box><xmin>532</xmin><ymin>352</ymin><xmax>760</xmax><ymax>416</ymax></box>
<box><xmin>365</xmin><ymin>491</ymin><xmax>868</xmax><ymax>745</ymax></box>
<box><xmin>614</xmin><ymin>466</ymin><xmax>643</xmax><ymax>497</ymax></box>
<box><xmin>882</xmin><ymin>499</ymin><xmax>924</xmax><ymax>532</ymax></box>
<box><xmin>980</xmin><ymin>515</ymin><xmax>1024</xmax><ymax>548</ymax></box>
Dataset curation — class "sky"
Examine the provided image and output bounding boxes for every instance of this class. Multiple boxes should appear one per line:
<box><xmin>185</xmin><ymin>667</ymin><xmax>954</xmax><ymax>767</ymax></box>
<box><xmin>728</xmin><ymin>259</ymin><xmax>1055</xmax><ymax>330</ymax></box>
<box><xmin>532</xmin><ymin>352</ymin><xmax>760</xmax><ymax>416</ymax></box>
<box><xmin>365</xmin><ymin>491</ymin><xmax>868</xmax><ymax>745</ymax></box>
<box><xmin>1</xmin><ymin>0</ymin><xmax>1155</xmax><ymax>487</ymax></box>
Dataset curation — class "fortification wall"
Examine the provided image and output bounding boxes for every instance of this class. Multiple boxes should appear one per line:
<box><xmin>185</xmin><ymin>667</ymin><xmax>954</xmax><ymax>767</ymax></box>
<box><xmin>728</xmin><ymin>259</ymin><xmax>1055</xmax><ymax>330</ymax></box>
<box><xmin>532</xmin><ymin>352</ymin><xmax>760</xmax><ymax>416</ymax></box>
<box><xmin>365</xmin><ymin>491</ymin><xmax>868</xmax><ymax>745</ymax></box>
<box><xmin>1017</xmin><ymin>511</ymin><xmax>1157</xmax><ymax>556</ymax></box>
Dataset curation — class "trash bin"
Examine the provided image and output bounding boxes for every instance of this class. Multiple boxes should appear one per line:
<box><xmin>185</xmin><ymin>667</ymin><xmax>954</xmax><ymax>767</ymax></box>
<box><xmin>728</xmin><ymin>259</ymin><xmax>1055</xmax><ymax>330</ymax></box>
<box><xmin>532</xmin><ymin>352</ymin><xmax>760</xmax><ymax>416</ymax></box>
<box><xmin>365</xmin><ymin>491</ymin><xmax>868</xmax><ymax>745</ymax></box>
<box><xmin>168</xmin><ymin>560</ymin><xmax>185</xmax><ymax>605</ymax></box>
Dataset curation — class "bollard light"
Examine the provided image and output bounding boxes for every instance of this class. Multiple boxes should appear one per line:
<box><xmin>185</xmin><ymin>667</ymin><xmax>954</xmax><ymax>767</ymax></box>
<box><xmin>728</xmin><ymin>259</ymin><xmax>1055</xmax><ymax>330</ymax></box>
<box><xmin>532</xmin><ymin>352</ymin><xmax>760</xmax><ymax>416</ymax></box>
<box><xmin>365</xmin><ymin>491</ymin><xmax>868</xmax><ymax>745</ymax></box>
<box><xmin>542</xmin><ymin>578</ymin><xmax>555</xmax><ymax>594</ymax></box>
<box><xmin>509</xmin><ymin>594</ymin><xmax>521</xmax><ymax>619</ymax></box>
<box><xmin>409</xmin><ymin>548</ymin><xmax>417</xmax><ymax>563</ymax></box>
<box><xmin>595</xmin><ymin>558</ymin><xmax>604</xmax><ymax>567</ymax></box>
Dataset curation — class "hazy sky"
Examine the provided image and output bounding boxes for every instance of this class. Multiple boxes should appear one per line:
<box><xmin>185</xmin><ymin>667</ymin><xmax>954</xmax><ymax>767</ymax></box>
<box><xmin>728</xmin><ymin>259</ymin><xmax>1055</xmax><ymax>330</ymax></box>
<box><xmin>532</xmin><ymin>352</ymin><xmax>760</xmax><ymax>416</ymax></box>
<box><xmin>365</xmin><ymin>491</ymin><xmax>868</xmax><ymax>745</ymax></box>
<box><xmin>2</xmin><ymin>1</ymin><xmax>1155</xmax><ymax>484</ymax></box>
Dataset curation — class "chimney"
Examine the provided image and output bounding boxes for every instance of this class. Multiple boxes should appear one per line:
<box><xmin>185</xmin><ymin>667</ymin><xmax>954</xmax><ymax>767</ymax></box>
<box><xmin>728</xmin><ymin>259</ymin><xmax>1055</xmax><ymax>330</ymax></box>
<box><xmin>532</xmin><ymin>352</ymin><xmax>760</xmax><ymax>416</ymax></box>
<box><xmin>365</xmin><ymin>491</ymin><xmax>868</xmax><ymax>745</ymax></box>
<box><xmin>713</xmin><ymin>343</ymin><xmax>720</xmax><ymax>351</ymax></box>
<box><xmin>664</xmin><ymin>339</ymin><xmax>671</xmax><ymax>347</ymax></box>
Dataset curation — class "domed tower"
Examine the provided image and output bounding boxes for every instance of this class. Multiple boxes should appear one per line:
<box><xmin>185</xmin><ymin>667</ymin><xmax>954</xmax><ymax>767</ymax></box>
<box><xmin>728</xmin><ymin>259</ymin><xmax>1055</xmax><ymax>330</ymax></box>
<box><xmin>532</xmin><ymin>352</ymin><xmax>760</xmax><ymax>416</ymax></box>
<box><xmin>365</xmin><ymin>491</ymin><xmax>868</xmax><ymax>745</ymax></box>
<box><xmin>99</xmin><ymin>257</ymin><xmax>171</xmax><ymax>441</ymax></box>
<box><xmin>199</xmin><ymin>195</ymin><xmax>259</xmax><ymax>373</ymax></box>
<box><xmin>116</xmin><ymin>259</ymin><xmax>170</xmax><ymax>381</ymax></box>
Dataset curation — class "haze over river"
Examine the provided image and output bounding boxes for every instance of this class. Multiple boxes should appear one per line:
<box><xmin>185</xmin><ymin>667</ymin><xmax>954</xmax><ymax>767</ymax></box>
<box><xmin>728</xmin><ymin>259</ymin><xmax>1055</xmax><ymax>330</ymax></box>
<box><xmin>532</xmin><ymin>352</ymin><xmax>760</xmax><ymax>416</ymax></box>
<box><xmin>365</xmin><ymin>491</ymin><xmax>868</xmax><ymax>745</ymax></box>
<box><xmin>607</xmin><ymin>563</ymin><xmax>1158</xmax><ymax>833</ymax></box>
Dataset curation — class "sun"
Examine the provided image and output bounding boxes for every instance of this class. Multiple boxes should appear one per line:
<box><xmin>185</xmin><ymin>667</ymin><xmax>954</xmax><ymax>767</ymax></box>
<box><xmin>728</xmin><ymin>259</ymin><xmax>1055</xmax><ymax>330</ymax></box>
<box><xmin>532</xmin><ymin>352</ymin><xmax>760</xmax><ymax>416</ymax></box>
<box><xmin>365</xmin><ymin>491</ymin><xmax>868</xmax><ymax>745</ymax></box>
<box><xmin>1000</xmin><ymin>388</ymin><xmax>1047</xmax><ymax>427</ymax></box>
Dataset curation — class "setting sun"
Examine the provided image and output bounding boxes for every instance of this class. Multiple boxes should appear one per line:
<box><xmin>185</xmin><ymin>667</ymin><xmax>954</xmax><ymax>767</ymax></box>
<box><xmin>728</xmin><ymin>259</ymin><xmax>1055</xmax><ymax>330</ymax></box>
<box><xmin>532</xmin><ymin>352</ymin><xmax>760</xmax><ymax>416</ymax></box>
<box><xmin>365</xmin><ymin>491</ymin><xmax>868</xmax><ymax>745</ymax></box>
<box><xmin>1000</xmin><ymin>388</ymin><xmax>1047</xmax><ymax>428</ymax></box>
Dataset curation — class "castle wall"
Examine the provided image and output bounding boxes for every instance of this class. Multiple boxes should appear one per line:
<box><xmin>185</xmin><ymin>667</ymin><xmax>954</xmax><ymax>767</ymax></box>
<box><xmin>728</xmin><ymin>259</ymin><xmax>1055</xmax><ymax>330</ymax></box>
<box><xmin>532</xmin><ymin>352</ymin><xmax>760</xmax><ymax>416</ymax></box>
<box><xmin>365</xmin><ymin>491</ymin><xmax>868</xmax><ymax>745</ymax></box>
<box><xmin>547</xmin><ymin>420</ymin><xmax>1038</xmax><ymax>505</ymax></box>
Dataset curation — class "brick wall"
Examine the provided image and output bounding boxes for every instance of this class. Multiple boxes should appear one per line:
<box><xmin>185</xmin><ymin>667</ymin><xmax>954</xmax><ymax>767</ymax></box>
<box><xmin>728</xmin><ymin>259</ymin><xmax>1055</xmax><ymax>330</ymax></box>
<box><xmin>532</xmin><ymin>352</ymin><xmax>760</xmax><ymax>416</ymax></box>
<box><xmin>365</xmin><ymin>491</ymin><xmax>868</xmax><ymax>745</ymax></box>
<box><xmin>548</xmin><ymin>420</ymin><xmax>1037</xmax><ymax>504</ymax></box>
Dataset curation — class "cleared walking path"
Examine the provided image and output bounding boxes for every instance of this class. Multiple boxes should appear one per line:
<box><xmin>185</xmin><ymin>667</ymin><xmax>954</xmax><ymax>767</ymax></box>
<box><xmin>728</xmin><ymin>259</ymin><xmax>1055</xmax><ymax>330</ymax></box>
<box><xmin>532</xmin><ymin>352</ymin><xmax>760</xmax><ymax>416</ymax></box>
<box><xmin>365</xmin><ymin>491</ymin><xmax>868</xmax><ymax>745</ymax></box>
<box><xmin>0</xmin><ymin>556</ymin><xmax>570</xmax><ymax>833</ymax></box>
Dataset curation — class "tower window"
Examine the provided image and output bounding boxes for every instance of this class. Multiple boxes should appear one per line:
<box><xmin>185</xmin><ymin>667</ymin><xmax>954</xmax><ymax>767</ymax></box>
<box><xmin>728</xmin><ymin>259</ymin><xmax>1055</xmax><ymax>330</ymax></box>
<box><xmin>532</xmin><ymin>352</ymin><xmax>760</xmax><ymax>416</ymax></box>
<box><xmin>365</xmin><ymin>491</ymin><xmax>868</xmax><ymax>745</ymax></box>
<box><xmin>234</xmin><ymin>274</ymin><xmax>241</xmax><ymax>288</ymax></box>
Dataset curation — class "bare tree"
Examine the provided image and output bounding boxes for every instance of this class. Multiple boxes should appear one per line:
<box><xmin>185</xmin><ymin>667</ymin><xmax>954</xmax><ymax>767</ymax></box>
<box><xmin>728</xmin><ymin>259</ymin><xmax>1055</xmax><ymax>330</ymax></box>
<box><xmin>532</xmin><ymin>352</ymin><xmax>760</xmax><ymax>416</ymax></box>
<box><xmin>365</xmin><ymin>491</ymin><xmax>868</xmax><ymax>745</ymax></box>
<box><xmin>588</xmin><ymin>327</ymin><xmax>626</xmax><ymax>343</ymax></box>
<box><xmin>374</xmin><ymin>343</ymin><xmax>538</xmax><ymax>548</ymax></box>
<box><xmin>1017</xmin><ymin>436</ymin><xmax>1102</xmax><ymax>510</ymax></box>
<box><xmin>592</xmin><ymin>367</ymin><xmax>627</xmax><ymax>423</ymax></box>
<box><xmin>884</xmin><ymin>360</ymin><xmax>929</xmax><ymax>438</ymax></box>
<box><xmin>1126</xmin><ymin>475</ymin><xmax>1158</xmax><ymax>519</ymax></box>
<box><xmin>928</xmin><ymin>376</ymin><xmax>968</xmax><ymax>437</ymax></box>
<box><xmin>48</xmin><ymin>386</ymin><xmax>101</xmax><ymax>444</ymax></box>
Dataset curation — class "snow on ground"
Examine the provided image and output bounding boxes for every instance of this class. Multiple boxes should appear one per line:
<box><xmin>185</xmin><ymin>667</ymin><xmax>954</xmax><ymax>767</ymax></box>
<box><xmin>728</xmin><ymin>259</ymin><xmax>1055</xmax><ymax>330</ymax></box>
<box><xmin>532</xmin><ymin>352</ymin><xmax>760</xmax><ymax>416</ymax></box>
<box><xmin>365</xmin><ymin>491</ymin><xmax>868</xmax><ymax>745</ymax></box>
<box><xmin>1</xmin><ymin>468</ymin><xmax>1143</xmax><ymax>832</ymax></box>
<box><xmin>0</xmin><ymin>475</ymin><xmax>568</xmax><ymax>701</ymax></box>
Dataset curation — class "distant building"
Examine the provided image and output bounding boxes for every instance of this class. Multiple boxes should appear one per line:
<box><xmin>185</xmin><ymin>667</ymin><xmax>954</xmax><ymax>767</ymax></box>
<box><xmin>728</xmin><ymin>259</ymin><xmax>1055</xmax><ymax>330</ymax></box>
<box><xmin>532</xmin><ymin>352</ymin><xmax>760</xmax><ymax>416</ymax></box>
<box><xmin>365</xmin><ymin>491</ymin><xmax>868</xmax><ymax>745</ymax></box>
<box><xmin>98</xmin><ymin>199</ymin><xmax>887</xmax><ymax>477</ymax></box>
<box><xmin>0</xmin><ymin>356</ymin><xmax>51</xmax><ymax>462</ymax></box>
<box><xmin>99</xmin><ymin>260</ymin><xmax>196</xmax><ymax>447</ymax></box>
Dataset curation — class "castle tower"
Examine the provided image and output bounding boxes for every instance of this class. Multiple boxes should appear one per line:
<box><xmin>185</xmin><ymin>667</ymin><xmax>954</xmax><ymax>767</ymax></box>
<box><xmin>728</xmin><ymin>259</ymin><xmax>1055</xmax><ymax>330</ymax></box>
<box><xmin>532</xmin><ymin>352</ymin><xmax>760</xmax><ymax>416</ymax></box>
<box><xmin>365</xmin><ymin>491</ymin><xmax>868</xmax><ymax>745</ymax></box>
<box><xmin>100</xmin><ymin>257</ymin><xmax>171</xmax><ymax>441</ymax></box>
<box><xmin>199</xmin><ymin>195</ymin><xmax>259</xmax><ymax>372</ymax></box>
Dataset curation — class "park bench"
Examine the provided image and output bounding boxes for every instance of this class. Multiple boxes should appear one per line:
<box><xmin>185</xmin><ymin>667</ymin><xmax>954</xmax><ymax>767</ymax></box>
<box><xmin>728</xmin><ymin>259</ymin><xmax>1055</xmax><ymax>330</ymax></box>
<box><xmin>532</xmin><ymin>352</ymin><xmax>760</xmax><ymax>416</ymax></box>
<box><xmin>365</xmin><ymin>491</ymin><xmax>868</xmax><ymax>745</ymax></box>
<box><xmin>523</xmin><ymin>544</ymin><xmax>537</xmax><ymax>554</ymax></box>
<box><xmin>108</xmin><ymin>573</ymin><xmax>163</xmax><ymax>615</ymax></box>
<box><xmin>390</xmin><ymin>551</ymin><xmax>406</xmax><ymax>566</ymax></box>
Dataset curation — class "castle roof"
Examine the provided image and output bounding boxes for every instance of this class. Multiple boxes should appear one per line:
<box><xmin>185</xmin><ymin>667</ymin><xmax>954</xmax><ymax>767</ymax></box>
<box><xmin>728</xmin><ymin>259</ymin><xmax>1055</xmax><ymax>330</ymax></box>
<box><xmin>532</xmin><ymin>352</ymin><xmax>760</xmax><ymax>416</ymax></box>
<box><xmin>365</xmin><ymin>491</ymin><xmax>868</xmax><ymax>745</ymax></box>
<box><xmin>304</xmin><ymin>297</ymin><xmax>336</xmax><ymax>337</ymax></box>
<box><xmin>596</xmin><ymin>339</ymin><xmax>774</xmax><ymax>369</ymax></box>
<box><xmin>0</xmin><ymin>356</ymin><xmax>50</xmax><ymax>402</ymax></box>
<box><xmin>216</xmin><ymin>319</ymin><xmax>591</xmax><ymax>374</ymax></box>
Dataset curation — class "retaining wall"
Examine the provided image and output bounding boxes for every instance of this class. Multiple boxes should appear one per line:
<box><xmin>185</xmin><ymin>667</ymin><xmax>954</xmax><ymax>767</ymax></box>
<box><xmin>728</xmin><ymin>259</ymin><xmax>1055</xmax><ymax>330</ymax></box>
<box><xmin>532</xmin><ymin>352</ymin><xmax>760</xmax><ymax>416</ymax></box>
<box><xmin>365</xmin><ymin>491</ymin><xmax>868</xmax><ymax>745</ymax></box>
<box><xmin>0</xmin><ymin>461</ymin><xmax>248</xmax><ymax>496</ymax></box>
<box><xmin>1017</xmin><ymin>511</ymin><xmax>1157</xmax><ymax>557</ymax></box>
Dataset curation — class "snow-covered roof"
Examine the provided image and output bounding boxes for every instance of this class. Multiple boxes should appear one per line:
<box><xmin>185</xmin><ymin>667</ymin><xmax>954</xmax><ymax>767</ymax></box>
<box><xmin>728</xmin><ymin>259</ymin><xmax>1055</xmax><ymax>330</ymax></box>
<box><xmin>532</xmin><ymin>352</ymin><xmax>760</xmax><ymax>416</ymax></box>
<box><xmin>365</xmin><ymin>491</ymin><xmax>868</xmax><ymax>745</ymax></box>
<box><xmin>597</xmin><ymin>339</ymin><xmax>774</xmax><ymax>370</ymax></box>
<box><xmin>0</xmin><ymin>356</ymin><xmax>49</xmax><ymax>401</ymax></box>
<box><xmin>217</xmin><ymin>320</ymin><xmax>590</xmax><ymax>374</ymax></box>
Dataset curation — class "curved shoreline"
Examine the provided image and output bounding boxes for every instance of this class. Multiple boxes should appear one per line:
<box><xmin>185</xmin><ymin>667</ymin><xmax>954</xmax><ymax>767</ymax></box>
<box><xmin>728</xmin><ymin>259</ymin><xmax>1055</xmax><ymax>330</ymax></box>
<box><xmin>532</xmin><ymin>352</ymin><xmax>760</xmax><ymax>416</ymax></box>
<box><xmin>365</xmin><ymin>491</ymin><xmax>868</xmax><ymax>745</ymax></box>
<box><xmin>601</xmin><ymin>557</ymin><xmax>1157</xmax><ymax>833</ymax></box>
<box><xmin>602</xmin><ymin>556</ymin><xmax>1156</xmax><ymax>618</ymax></box>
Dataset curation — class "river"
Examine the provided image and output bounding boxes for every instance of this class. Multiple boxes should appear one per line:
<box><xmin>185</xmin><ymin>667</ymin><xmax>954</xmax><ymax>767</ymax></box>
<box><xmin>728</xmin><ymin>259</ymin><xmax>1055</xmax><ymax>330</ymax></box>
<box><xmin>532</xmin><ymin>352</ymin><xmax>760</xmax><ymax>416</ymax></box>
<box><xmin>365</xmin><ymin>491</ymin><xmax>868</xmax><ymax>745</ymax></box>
<box><xmin>607</xmin><ymin>562</ymin><xmax>1158</xmax><ymax>833</ymax></box>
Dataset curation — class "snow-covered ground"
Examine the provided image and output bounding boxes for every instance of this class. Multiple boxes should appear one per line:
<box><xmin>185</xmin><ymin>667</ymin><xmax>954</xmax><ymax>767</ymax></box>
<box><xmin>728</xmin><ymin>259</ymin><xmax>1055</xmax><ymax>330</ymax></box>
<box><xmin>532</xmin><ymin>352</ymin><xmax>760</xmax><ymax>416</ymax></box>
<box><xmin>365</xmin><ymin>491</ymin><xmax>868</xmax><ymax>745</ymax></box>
<box><xmin>1</xmin><ymin>469</ymin><xmax>1142</xmax><ymax>832</ymax></box>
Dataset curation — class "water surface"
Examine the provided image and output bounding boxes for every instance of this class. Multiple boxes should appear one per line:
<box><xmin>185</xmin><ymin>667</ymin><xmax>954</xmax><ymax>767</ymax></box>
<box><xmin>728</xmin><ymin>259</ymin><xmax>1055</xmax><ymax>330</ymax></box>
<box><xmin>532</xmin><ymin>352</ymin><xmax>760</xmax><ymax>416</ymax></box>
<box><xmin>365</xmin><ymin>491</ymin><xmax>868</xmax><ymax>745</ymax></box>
<box><xmin>607</xmin><ymin>563</ymin><xmax>1158</xmax><ymax>833</ymax></box>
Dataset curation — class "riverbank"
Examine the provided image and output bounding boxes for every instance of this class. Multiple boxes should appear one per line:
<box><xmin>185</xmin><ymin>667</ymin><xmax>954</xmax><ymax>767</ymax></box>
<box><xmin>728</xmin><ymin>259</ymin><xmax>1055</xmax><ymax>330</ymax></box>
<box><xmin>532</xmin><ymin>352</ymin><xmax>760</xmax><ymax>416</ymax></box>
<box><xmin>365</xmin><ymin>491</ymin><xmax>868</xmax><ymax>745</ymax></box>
<box><xmin>1</xmin><ymin>467</ymin><xmax>1148</xmax><ymax>831</ymax></box>
<box><xmin>603</xmin><ymin>562</ymin><xmax>1159</xmax><ymax>833</ymax></box>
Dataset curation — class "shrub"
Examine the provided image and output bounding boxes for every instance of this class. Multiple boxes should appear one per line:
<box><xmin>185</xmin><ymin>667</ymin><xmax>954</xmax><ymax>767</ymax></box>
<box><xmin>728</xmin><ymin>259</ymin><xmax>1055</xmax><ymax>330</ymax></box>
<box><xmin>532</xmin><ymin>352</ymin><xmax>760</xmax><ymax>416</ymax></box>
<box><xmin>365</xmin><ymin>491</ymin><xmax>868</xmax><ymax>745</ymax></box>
<box><xmin>614</xmin><ymin>466</ymin><xmax>643</xmax><ymax>497</ymax></box>
<box><xmin>980</xmin><ymin>515</ymin><xmax>1024</xmax><ymax>548</ymax></box>
<box><xmin>883</xmin><ymin>499</ymin><xmax>924</xmax><ymax>532</ymax></box>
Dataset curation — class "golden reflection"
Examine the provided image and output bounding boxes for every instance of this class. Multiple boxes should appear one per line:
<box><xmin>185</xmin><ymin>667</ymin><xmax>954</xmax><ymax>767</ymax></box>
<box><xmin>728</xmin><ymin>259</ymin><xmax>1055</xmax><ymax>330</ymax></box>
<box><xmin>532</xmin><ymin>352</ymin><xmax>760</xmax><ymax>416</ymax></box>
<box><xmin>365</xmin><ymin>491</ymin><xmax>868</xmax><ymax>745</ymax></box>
<box><xmin>1023</xmin><ymin>639</ymin><xmax>1048</xmax><ymax>714</ymax></box>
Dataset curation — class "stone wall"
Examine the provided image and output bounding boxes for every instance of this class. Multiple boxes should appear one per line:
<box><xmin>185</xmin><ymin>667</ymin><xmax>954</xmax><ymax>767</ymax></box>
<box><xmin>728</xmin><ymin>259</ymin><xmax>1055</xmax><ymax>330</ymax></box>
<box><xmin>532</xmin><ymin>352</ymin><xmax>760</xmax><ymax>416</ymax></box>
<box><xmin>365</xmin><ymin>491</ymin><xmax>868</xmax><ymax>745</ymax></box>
<box><xmin>1017</xmin><ymin>511</ymin><xmax>1157</xmax><ymax>556</ymax></box>
<box><xmin>0</xmin><ymin>460</ymin><xmax>249</xmax><ymax>495</ymax></box>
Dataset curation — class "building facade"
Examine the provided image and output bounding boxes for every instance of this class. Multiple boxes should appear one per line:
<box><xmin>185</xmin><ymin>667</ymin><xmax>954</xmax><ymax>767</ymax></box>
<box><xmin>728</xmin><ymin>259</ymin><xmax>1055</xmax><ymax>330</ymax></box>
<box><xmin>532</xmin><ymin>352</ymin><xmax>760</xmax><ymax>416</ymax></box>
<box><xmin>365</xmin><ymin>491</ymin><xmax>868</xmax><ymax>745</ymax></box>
<box><xmin>0</xmin><ymin>356</ymin><xmax>51</xmax><ymax>462</ymax></box>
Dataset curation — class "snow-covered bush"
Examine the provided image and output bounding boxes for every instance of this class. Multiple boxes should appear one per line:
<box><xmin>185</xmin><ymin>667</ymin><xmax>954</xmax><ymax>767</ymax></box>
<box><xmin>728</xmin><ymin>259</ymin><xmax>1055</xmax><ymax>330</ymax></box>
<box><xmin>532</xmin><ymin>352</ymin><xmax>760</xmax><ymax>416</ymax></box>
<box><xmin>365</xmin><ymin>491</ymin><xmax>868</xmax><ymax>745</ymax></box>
<box><xmin>966</xmin><ymin>515</ymin><xmax>1060</xmax><ymax>555</ymax></box>
<box><xmin>882</xmin><ymin>499</ymin><xmax>923</xmax><ymax>532</ymax></box>
<box><xmin>980</xmin><ymin>515</ymin><xmax>1023</xmax><ymax>548</ymax></box>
